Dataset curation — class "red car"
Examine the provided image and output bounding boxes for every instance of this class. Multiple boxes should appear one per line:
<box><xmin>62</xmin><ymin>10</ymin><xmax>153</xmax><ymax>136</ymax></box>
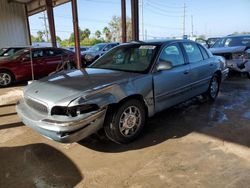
<box><xmin>0</xmin><ymin>47</ymin><xmax>75</xmax><ymax>87</ymax></box>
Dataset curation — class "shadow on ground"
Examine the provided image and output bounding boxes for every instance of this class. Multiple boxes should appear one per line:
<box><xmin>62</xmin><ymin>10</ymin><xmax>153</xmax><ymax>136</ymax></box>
<box><xmin>79</xmin><ymin>77</ymin><xmax>250</xmax><ymax>152</ymax></box>
<box><xmin>0</xmin><ymin>144</ymin><xmax>82</xmax><ymax>188</ymax></box>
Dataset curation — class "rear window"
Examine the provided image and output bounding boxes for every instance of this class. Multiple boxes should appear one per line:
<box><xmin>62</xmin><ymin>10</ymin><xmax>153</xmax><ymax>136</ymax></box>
<box><xmin>198</xmin><ymin>45</ymin><xmax>209</xmax><ymax>59</ymax></box>
<box><xmin>183</xmin><ymin>43</ymin><xmax>203</xmax><ymax>63</ymax></box>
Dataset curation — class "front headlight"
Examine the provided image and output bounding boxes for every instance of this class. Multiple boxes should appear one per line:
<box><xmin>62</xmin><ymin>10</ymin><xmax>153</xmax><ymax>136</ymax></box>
<box><xmin>51</xmin><ymin>104</ymin><xmax>99</xmax><ymax>117</ymax></box>
<box><xmin>85</xmin><ymin>54</ymin><xmax>94</xmax><ymax>61</ymax></box>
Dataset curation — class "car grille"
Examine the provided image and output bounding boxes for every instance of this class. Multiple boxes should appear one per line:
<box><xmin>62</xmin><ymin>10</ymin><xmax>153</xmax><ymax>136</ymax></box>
<box><xmin>25</xmin><ymin>97</ymin><xmax>48</xmax><ymax>114</ymax></box>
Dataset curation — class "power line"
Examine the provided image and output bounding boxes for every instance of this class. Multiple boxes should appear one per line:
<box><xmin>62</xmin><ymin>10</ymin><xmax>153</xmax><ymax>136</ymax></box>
<box><xmin>145</xmin><ymin>6</ymin><xmax>183</xmax><ymax>18</ymax></box>
<box><xmin>146</xmin><ymin>0</ymin><xmax>183</xmax><ymax>9</ymax></box>
<box><xmin>146</xmin><ymin>0</ymin><xmax>183</xmax><ymax>13</ymax></box>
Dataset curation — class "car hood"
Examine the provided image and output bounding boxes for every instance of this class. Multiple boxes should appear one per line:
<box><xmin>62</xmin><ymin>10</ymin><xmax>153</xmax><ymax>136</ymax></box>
<box><xmin>24</xmin><ymin>68</ymin><xmax>141</xmax><ymax>106</ymax></box>
<box><xmin>210</xmin><ymin>46</ymin><xmax>247</xmax><ymax>54</ymax></box>
<box><xmin>83</xmin><ymin>50</ymin><xmax>99</xmax><ymax>56</ymax></box>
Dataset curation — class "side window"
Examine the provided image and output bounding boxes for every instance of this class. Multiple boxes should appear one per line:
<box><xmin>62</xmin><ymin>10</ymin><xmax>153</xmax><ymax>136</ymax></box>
<box><xmin>32</xmin><ymin>50</ymin><xmax>44</xmax><ymax>58</ymax></box>
<box><xmin>183</xmin><ymin>43</ymin><xmax>203</xmax><ymax>63</ymax></box>
<box><xmin>45</xmin><ymin>49</ymin><xmax>63</xmax><ymax>56</ymax></box>
<box><xmin>159</xmin><ymin>44</ymin><xmax>185</xmax><ymax>67</ymax></box>
<box><xmin>104</xmin><ymin>44</ymin><xmax>112</xmax><ymax>51</ymax></box>
<box><xmin>198</xmin><ymin>45</ymin><xmax>209</xmax><ymax>59</ymax></box>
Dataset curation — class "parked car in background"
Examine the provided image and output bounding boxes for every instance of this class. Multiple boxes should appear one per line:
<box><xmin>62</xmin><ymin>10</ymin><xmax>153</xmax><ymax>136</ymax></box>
<box><xmin>16</xmin><ymin>40</ymin><xmax>228</xmax><ymax>144</ymax></box>
<box><xmin>82</xmin><ymin>42</ymin><xmax>120</xmax><ymax>65</ymax></box>
<box><xmin>0</xmin><ymin>47</ymin><xmax>26</xmax><ymax>59</ymax></box>
<box><xmin>207</xmin><ymin>37</ymin><xmax>220</xmax><ymax>48</ymax></box>
<box><xmin>210</xmin><ymin>35</ymin><xmax>250</xmax><ymax>78</ymax></box>
<box><xmin>195</xmin><ymin>37</ymin><xmax>220</xmax><ymax>48</ymax></box>
<box><xmin>66</xmin><ymin>46</ymin><xmax>90</xmax><ymax>55</ymax></box>
<box><xmin>0</xmin><ymin>47</ymin><xmax>75</xmax><ymax>87</ymax></box>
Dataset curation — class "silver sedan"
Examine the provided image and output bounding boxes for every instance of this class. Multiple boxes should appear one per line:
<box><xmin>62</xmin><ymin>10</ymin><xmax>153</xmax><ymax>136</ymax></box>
<box><xmin>16</xmin><ymin>40</ymin><xmax>229</xmax><ymax>144</ymax></box>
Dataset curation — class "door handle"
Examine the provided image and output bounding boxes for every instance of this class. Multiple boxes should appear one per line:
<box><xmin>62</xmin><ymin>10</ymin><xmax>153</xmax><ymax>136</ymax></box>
<box><xmin>184</xmin><ymin>70</ymin><xmax>189</xmax><ymax>74</ymax></box>
<box><xmin>210</xmin><ymin>63</ymin><xmax>214</xmax><ymax>66</ymax></box>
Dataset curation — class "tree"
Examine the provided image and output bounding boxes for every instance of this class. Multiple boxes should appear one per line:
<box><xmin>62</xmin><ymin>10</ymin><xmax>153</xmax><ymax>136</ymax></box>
<box><xmin>36</xmin><ymin>31</ymin><xmax>45</xmax><ymax>42</ymax></box>
<box><xmin>106</xmin><ymin>16</ymin><xmax>132</xmax><ymax>42</ymax></box>
<box><xmin>56</xmin><ymin>36</ymin><xmax>62</xmax><ymax>42</ymax></box>
<box><xmin>82</xmin><ymin>28</ymin><xmax>91</xmax><ymax>39</ymax></box>
<box><xmin>109</xmin><ymin>16</ymin><xmax>121</xmax><ymax>41</ymax></box>
<box><xmin>69</xmin><ymin>28</ymin><xmax>85</xmax><ymax>43</ymax></box>
<box><xmin>95</xmin><ymin>30</ymin><xmax>101</xmax><ymax>38</ymax></box>
<box><xmin>103</xmin><ymin>27</ymin><xmax>112</xmax><ymax>41</ymax></box>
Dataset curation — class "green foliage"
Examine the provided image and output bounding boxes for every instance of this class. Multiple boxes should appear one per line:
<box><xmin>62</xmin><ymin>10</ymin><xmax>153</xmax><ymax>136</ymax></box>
<box><xmin>95</xmin><ymin>30</ymin><xmax>101</xmax><ymax>38</ymax></box>
<box><xmin>58</xmin><ymin>15</ymin><xmax>132</xmax><ymax>47</ymax></box>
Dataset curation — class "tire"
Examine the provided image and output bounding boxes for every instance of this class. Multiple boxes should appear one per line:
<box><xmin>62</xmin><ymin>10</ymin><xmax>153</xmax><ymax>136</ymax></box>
<box><xmin>247</xmin><ymin>72</ymin><xmax>250</xmax><ymax>79</ymax></box>
<box><xmin>203</xmin><ymin>74</ymin><xmax>220</xmax><ymax>101</ymax></box>
<box><xmin>104</xmin><ymin>99</ymin><xmax>146</xmax><ymax>144</ymax></box>
<box><xmin>0</xmin><ymin>71</ymin><xmax>14</xmax><ymax>87</ymax></box>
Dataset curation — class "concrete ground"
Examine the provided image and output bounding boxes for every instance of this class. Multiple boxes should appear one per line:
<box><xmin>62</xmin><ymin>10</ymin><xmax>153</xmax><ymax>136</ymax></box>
<box><xmin>0</xmin><ymin>77</ymin><xmax>250</xmax><ymax>188</ymax></box>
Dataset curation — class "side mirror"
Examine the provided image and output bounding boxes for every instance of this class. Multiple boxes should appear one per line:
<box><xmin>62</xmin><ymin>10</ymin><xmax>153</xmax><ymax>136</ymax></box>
<box><xmin>156</xmin><ymin>60</ymin><xmax>173</xmax><ymax>71</ymax></box>
<box><xmin>103</xmin><ymin>47</ymin><xmax>109</xmax><ymax>51</ymax></box>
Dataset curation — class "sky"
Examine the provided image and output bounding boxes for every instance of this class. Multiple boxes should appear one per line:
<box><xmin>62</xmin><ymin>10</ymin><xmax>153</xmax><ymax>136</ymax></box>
<box><xmin>29</xmin><ymin>0</ymin><xmax>250</xmax><ymax>41</ymax></box>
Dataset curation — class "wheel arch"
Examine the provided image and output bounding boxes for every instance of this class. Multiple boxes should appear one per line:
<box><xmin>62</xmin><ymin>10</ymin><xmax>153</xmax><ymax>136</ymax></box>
<box><xmin>0</xmin><ymin>68</ymin><xmax>15</xmax><ymax>81</ymax></box>
<box><xmin>107</xmin><ymin>94</ymin><xmax>149</xmax><ymax>118</ymax></box>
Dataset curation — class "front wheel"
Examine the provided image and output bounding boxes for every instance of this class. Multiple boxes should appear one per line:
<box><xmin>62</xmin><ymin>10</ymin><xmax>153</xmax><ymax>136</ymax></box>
<box><xmin>104</xmin><ymin>99</ymin><xmax>146</xmax><ymax>144</ymax></box>
<box><xmin>203</xmin><ymin>74</ymin><xmax>220</xmax><ymax>101</ymax></box>
<box><xmin>0</xmin><ymin>71</ymin><xmax>14</xmax><ymax>87</ymax></box>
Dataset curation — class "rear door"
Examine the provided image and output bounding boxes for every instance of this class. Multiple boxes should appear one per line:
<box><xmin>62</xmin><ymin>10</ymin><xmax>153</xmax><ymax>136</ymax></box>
<box><xmin>153</xmin><ymin>43</ymin><xmax>192</xmax><ymax>113</ymax></box>
<box><xmin>181</xmin><ymin>42</ymin><xmax>214</xmax><ymax>95</ymax></box>
<box><xmin>43</xmin><ymin>49</ymin><xmax>64</xmax><ymax>74</ymax></box>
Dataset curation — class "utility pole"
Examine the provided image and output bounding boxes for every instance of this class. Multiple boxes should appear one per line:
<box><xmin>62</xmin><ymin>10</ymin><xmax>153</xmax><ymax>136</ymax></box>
<box><xmin>191</xmin><ymin>15</ymin><xmax>194</xmax><ymax>37</ymax></box>
<box><xmin>140</xmin><ymin>0</ymin><xmax>144</xmax><ymax>40</ymax></box>
<box><xmin>183</xmin><ymin>3</ymin><xmax>186</xmax><ymax>37</ymax></box>
<box><xmin>39</xmin><ymin>11</ymin><xmax>49</xmax><ymax>42</ymax></box>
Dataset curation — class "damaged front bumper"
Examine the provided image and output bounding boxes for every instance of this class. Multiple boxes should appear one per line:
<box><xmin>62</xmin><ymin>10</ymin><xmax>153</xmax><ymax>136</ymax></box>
<box><xmin>16</xmin><ymin>99</ymin><xmax>106</xmax><ymax>143</ymax></box>
<box><xmin>226</xmin><ymin>59</ymin><xmax>250</xmax><ymax>73</ymax></box>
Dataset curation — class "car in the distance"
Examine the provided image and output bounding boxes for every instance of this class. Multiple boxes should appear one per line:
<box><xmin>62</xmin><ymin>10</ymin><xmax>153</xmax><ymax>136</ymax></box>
<box><xmin>66</xmin><ymin>46</ymin><xmax>90</xmax><ymax>55</ymax></box>
<box><xmin>210</xmin><ymin>35</ymin><xmax>250</xmax><ymax>78</ymax></box>
<box><xmin>16</xmin><ymin>40</ymin><xmax>228</xmax><ymax>144</ymax></box>
<box><xmin>0</xmin><ymin>47</ymin><xmax>75</xmax><ymax>87</ymax></box>
<box><xmin>82</xmin><ymin>42</ymin><xmax>120</xmax><ymax>65</ymax></box>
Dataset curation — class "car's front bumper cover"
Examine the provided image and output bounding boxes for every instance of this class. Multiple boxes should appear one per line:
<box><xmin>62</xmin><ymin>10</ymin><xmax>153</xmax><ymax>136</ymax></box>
<box><xmin>16</xmin><ymin>99</ymin><xmax>106</xmax><ymax>143</ymax></box>
<box><xmin>226</xmin><ymin>59</ymin><xmax>250</xmax><ymax>73</ymax></box>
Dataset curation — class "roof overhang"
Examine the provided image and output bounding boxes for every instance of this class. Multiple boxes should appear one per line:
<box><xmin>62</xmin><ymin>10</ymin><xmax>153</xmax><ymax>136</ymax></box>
<box><xmin>9</xmin><ymin>0</ymin><xmax>71</xmax><ymax>16</ymax></box>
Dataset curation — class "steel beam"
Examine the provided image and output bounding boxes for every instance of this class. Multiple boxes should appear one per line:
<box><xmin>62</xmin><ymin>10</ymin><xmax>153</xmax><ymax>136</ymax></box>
<box><xmin>131</xmin><ymin>0</ymin><xmax>139</xmax><ymax>41</ymax></box>
<box><xmin>71</xmin><ymin>0</ymin><xmax>81</xmax><ymax>69</ymax></box>
<box><xmin>25</xmin><ymin>4</ymin><xmax>32</xmax><ymax>46</ymax></box>
<box><xmin>121</xmin><ymin>0</ymin><xmax>127</xmax><ymax>43</ymax></box>
<box><xmin>46</xmin><ymin>0</ymin><xmax>57</xmax><ymax>47</ymax></box>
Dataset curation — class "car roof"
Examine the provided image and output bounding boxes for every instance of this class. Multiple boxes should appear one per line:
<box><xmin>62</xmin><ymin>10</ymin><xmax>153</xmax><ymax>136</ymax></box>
<box><xmin>225</xmin><ymin>34</ymin><xmax>250</xmax><ymax>38</ymax></box>
<box><xmin>124</xmin><ymin>39</ymin><xmax>194</xmax><ymax>46</ymax></box>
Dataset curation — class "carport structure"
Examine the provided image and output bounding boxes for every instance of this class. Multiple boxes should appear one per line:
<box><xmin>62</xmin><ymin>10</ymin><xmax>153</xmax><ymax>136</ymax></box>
<box><xmin>3</xmin><ymin>0</ymin><xmax>140</xmax><ymax>69</ymax></box>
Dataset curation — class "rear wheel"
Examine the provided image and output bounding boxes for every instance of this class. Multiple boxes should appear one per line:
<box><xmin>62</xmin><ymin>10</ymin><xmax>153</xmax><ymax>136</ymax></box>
<box><xmin>104</xmin><ymin>99</ymin><xmax>146</xmax><ymax>144</ymax></box>
<box><xmin>203</xmin><ymin>74</ymin><xmax>220</xmax><ymax>101</ymax></box>
<box><xmin>0</xmin><ymin>71</ymin><xmax>14</xmax><ymax>87</ymax></box>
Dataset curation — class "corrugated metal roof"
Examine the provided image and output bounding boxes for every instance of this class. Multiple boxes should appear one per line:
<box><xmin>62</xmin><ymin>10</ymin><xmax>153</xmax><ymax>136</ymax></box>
<box><xmin>10</xmin><ymin>0</ymin><xmax>71</xmax><ymax>16</ymax></box>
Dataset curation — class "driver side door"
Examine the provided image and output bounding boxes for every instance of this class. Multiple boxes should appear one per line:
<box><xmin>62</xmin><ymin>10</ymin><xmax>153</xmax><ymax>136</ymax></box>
<box><xmin>153</xmin><ymin>43</ymin><xmax>192</xmax><ymax>113</ymax></box>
